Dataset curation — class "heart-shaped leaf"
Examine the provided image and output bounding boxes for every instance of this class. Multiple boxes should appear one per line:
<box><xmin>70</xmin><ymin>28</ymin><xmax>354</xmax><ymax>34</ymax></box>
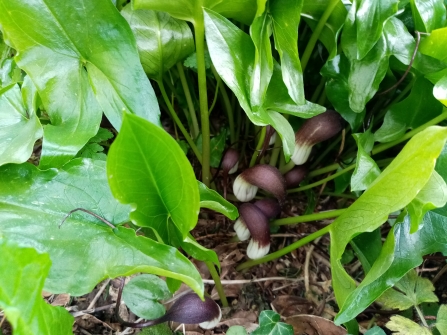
<box><xmin>0</xmin><ymin>159</ymin><xmax>203</xmax><ymax>297</ymax></box>
<box><xmin>0</xmin><ymin>0</ymin><xmax>160</xmax><ymax>168</ymax></box>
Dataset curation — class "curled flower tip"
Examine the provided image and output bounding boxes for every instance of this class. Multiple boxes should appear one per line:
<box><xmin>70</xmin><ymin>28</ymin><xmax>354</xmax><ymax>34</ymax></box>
<box><xmin>160</xmin><ymin>293</ymin><xmax>222</xmax><ymax>329</ymax></box>
<box><xmin>233</xmin><ymin>164</ymin><xmax>286</xmax><ymax>204</ymax></box>
<box><xmin>254</xmin><ymin>198</ymin><xmax>281</xmax><ymax>219</ymax></box>
<box><xmin>234</xmin><ymin>216</ymin><xmax>251</xmax><ymax>241</ymax></box>
<box><xmin>292</xmin><ymin>110</ymin><xmax>343</xmax><ymax>165</ymax></box>
<box><xmin>239</xmin><ymin>203</ymin><xmax>270</xmax><ymax>259</ymax></box>
<box><xmin>284</xmin><ymin>166</ymin><xmax>308</xmax><ymax>189</ymax></box>
<box><xmin>222</xmin><ymin>148</ymin><xmax>239</xmax><ymax>175</ymax></box>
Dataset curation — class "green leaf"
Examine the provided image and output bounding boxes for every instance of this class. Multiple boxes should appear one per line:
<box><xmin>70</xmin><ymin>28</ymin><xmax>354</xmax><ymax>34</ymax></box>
<box><xmin>351</xmin><ymin>229</ymin><xmax>382</xmax><ymax>274</ymax></box>
<box><xmin>0</xmin><ymin>0</ymin><xmax>160</xmax><ymax>168</ymax></box>
<box><xmin>179</xmin><ymin>234</ymin><xmax>220</xmax><ymax>267</ymax></box>
<box><xmin>122</xmin><ymin>5</ymin><xmax>195</xmax><ymax>79</ymax></box>
<box><xmin>227</xmin><ymin>325</ymin><xmax>248</xmax><ymax>335</ymax></box>
<box><xmin>355</xmin><ymin>0</ymin><xmax>399</xmax><ymax>59</ymax></box>
<box><xmin>434</xmin><ymin>76</ymin><xmax>447</xmax><ymax>107</ymax></box>
<box><xmin>251</xmin><ymin>311</ymin><xmax>293</xmax><ymax>335</ymax></box>
<box><xmin>436</xmin><ymin>305</ymin><xmax>447</xmax><ymax>335</ymax></box>
<box><xmin>0</xmin><ymin>59</ymin><xmax>24</xmax><ymax>88</ymax></box>
<box><xmin>0</xmin><ymin>240</ymin><xmax>74</xmax><ymax>335</ymax></box>
<box><xmin>301</xmin><ymin>0</ymin><xmax>348</xmax><ymax>57</ymax></box>
<box><xmin>350</xmin><ymin>130</ymin><xmax>381</xmax><ymax>192</ymax></box>
<box><xmin>407</xmin><ymin>170</ymin><xmax>447</xmax><ymax>233</ymax></box>
<box><xmin>375</xmin><ymin>77</ymin><xmax>444</xmax><ymax>142</ymax></box>
<box><xmin>0</xmin><ymin>158</ymin><xmax>203</xmax><ymax>297</ymax></box>
<box><xmin>264</xmin><ymin>63</ymin><xmax>326</xmax><ymax>118</ymax></box>
<box><xmin>204</xmin><ymin>9</ymin><xmax>296</xmax><ymax>160</ymax></box>
<box><xmin>410</xmin><ymin>0</ymin><xmax>447</xmax><ymax>33</ymax></box>
<box><xmin>122</xmin><ymin>274</ymin><xmax>171</xmax><ymax>320</ymax></box>
<box><xmin>322</xmin><ymin>54</ymin><xmax>366</xmax><ymax>130</ymax></box>
<box><xmin>336</xmin><ymin>211</ymin><xmax>447</xmax><ymax>324</ymax></box>
<box><xmin>250</xmin><ymin>6</ymin><xmax>273</xmax><ymax>108</ymax></box>
<box><xmin>198</xmin><ymin>181</ymin><xmax>238</xmax><ymax>219</ymax></box>
<box><xmin>270</xmin><ymin>0</ymin><xmax>304</xmax><ymax>105</ymax></box>
<box><xmin>77</xmin><ymin>128</ymin><xmax>114</xmax><ymax>161</ymax></box>
<box><xmin>132</xmin><ymin>0</ymin><xmax>257</xmax><ymax>25</ymax></box>
<box><xmin>364</xmin><ymin>326</ymin><xmax>387</xmax><ymax>335</ymax></box>
<box><xmin>386</xmin><ymin>315</ymin><xmax>431</xmax><ymax>335</ymax></box>
<box><xmin>379</xmin><ymin>269</ymin><xmax>438</xmax><ymax>310</ymax></box>
<box><xmin>331</xmin><ymin>126</ymin><xmax>447</xmax><ymax>324</ymax></box>
<box><xmin>107</xmin><ymin>113</ymin><xmax>200</xmax><ymax>242</ymax></box>
<box><xmin>419</xmin><ymin>27</ymin><xmax>447</xmax><ymax>63</ymax></box>
<box><xmin>0</xmin><ymin>78</ymin><xmax>42</xmax><ymax>166</ymax></box>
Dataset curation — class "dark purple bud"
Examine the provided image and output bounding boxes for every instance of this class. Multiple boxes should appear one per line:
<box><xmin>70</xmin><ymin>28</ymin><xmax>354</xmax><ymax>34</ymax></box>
<box><xmin>238</xmin><ymin>203</ymin><xmax>270</xmax><ymax>259</ymax></box>
<box><xmin>222</xmin><ymin>148</ymin><xmax>239</xmax><ymax>175</ymax></box>
<box><xmin>159</xmin><ymin>293</ymin><xmax>222</xmax><ymax>329</ymax></box>
<box><xmin>253</xmin><ymin>199</ymin><xmax>281</xmax><ymax>219</ymax></box>
<box><xmin>292</xmin><ymin>110</ymin><xmax>343</xmax><ymax>165</ymax></box>
<box><xmin>284</xmin><ymin>166</ymin><xmax>308</xmax><ymax>189</ymax></box>
<box><xmin>233</xmin><ymin>165</ymin><xmax>286</xmax><ymax>205</ymax></box>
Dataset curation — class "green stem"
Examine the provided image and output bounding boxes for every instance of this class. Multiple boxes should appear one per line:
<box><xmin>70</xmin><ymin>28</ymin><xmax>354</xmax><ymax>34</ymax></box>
<box><xmin>414</xmin><ymin>305</ymin><xmax>429</xmax><ymax>328</ymax></box>
<box><xmin>249</xmin><ymin>127</ymin><xmax>266</xmax><ymax>167</ymax></box>
<box><xmin>211</xmin><ymin>65</ymin><xmax>236</xmax><ymax>144</ymax></box>
<box><xmin>372</xmin><ymin>110</ymin><xmax>447</xmax><ymax>155</ymax></box>
<box><xmin>194</xmin><ymin>18</ymin><xmax>211</xmax><ymax>186</ymax></box>
<box><xmin>310</xmin><ymin>77</ymin><xmax>326</xmax><ymax>103</ymax></box>
<box><xmin>272</xmin><ymin>208</ymin><xmax>346</xmax><ymax>226</ymax></box>
<box><xmin>237</xmin><ymin>224</ymin><xmax>332</xmax><ymax>271</ymax></box>
<box><xmin>288</xmin><ymin>164</ymin><xmax>356</xmax><ymax>193</ymax></box>
<box><xmin>205</xmin><ymin>261</ymin><xmax>228</xmax><ymax>307</ymax></box>
<box><xmin>157</xmin><ymin>80</ymin><xmax>203</xmax><ymax>164</ymax></box>
<box><xmin>321</xmin><ymin>192</ymin><xmax>358</xmax><ymax>199</ymax></box>
<box><xmin>269</xmin><ymin>132</ymin><xmax>282</xmax><ymax>167</ymax></box>
<box><xmin>208</xmin><ymin>80</ymin><xmax>220</xmax><ymax>115</ymax></box>
<box><xmin>300</xmin><ymin>0</ymin><xmax>339</xmax><ymax>71</ymax></box>
<box><xmin>176</xmin><ymin>62</ymin><xmax>200</xmax><ymax>138</ymax></box>
<box><xmin>280</xmin><ymin>159</ymin><xmax>295</xmax><ymax>174</ymax></box>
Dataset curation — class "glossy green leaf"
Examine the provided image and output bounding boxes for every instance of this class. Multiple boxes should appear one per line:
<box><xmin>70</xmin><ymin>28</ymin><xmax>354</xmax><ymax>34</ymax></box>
<box><xmin>0</xmin><ymin>0</ymin><xmax>160</xmax><ymax>168</ymax></box>
<box><xmin>251</xmin><ymin>311</ymin><xmax>293</xmax><ymax>335</ymax></box>
<box><xmin>264</xmin><ymin>63</ymin><xmax>326</xmax><ymax>118</ymax></box>
<box><xmin>301</xmin><ymin>0</ymin><xmax>348</xmax><ymax>57</ymax></box>
<box><xmin>364</xmin><ymin>326</ymin><xmax>387</xmax><ymax>335</ymax></box>
<box><xmin>386</xmin><ymin>315</ymin><xmax>431</xmax><ymax>335</ymax></box>
<box><xmin>407</xmin><ymin>170</ymin><xmax>447</xmax><ymax>233</ymax></box>
<box><xmin>0</xmin><ymin>159</ymin><xmax>203</xmax><ymax>297</ymax></box>
<box><xmin>122</xmin><ymin>274</ymin><xmax>171</xmax><ymax>320</ymax></box>
<box><xmin>250</xmin><ymin>6</ymin><xmax>273</xmax><ymax>108</ymax></box>
<box><xmin>350</xmin><ymin>130</ymin><xmax>381</xmax><ymax>192</ymax></box>
<box><xmin>379</xmin><ymin>269</ymin><xmax>438</xmax><ymax>310</ymax></box>
<box><xmin>133</xmin><ymin>0</ymin><xmax>257</xmax><ymax>25</ymax></box>
<box><xmin>436</xmin><ymin>305</ymin><xmax>447</xmax><ymax>335</ymax></box>
<box><xmin>198</xmin><ymin>181</ymin><xmax>238</xmax><ymax>219</ymax></box>
<box><xmin>351</xmin><ymin>229</ymin><xmax>382</xmax><ymax>274</ymax></box>
<box><xmin>0</xmin><ymin>59</ymin><xmax>23</xmax><ymax>88</ymax></box>
<box><xmin>270</xmin><ymin>0</ymin><xmax>304</xmax><ymax>105</ymax></box>
<box><xmin>419</xmin><ymin>28</ymin><xmax>447</xmax><ymax>63</ymax></box>
<box><xmin>0</xmin><ymin>240</ymin><xmax>74</xmax><ymax>335</ymax></box>
<box><xmin>107</xmin><ymin>113</ymin><xmax>200</xmax><ymax>242</ymax></box>
<box><xmin>434</xmin><ymin>76</ymin><xmax>447</xmax><ymax>107</ymax></box>
<box><xmin>122</xmin><ymin>5</ymin><xmax>195</xmax><ymax>79</ymax></box>
<box><xmin>336</xmin><ymin>211</ymin><xmax>447</xmax><ymax>324</ymax></box>
<box><xmin>355</xmin><ymin>0</ymin><xmax>399</xmax><ymax>59</ymax></box>
<box><xmin>322</xmin><ymin>54</ymin><xmax>365</xmax><ymax>130</ymax></box>
<box><xmin>331</xmin><ymin>126</ymin><xmax>447</xmax><ymax>323</ymax></box>
<box><xmin>410</xmin><ymin>0</ymin><xmax>447</xmax><ymax>32</ymax></box>
<box><xmin>375</xmin><ymin>77</ymin><xmax>444</xmax><ymax>142</ymax></box>
<box><xmin>0</xmin><ymin>78</ymin><xmax>42</xmax><ymax>166</ymax></box>
<box><xmin>204</xmin><ymin>9</ymin><xmax>296</xmax><ymax>160</ymax></box>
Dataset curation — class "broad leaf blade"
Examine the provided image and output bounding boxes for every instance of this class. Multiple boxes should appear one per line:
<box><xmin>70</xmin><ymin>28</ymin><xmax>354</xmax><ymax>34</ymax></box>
<box><xmin>0</xmin><ymin>240</ymin><xmax>74</xmax><ymax>335</ymax></box>
<box><xmin>0</xmin><ymin>0</ymin><xmax>160</xmax><ymax>168</ymax></box>
<box><xmin>0</xmin><ymin>79</ymin><xmax>42</xmax><ymax>166</ymax></box>
<box><xmin>107</xmin><ymin>113</ymin><xmax>200</xmax><ymax>242</ymax></box>
<box><xmin>132</xmin><ymin>0</ymin><xmax>257</xmax><ymax>25</ymax></box>
<box><xmin>0</xmin><ymin>159</ymin><xmax>203</xmax><ymax>297</ymax></box>
<box><xmin>386</xmin><ymin>315</ymin><xmax>431</xmax><ymax>335</ymax></box>
<box><xmin>410</xmin><ymin>0</ymin><xmax>447</xmax><ymax>33</ymax></box>
<box><xmin>122</xmin><ymin>5</ymin><xmax>195</xmax><ymax>79</ymax></box>
<box><xmin>330</xmin><ymin>126</ymin><xmax>447</xmax><ymax>322</ymax></box>
<box><xmin>270</xmin><ymin>0</ymin><xmax>304</xmax><ymax>105</ymax></box>
<box><xmin>252</xmin><ymin>310</ymin><xmax>293</xmax><ymax>335</ymax></box>
<box><xmin>122</xmin><ymin>274</ymin><xmax>171</xmax><ymax>320</ymax></box>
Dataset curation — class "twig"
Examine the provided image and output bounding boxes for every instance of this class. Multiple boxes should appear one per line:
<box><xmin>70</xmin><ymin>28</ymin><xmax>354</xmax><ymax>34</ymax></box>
<box><xmin>86</xmin><ymin>279</ymin><xmax>111</xmax><ymax>310</ymax></box>
<box><xmin>202</xmin><ymin>277</ymin><xmax>304</xmax><ymax>285</ymax></box>
<box><xmin>59</xmin><ymin>208</ymin><xmax>115</xmax><ymax>229</ymax></box>
<box><xmin>69</xmin><ymin>303</ymin><xmax>116</xmax><ymax>318</ymax></box>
